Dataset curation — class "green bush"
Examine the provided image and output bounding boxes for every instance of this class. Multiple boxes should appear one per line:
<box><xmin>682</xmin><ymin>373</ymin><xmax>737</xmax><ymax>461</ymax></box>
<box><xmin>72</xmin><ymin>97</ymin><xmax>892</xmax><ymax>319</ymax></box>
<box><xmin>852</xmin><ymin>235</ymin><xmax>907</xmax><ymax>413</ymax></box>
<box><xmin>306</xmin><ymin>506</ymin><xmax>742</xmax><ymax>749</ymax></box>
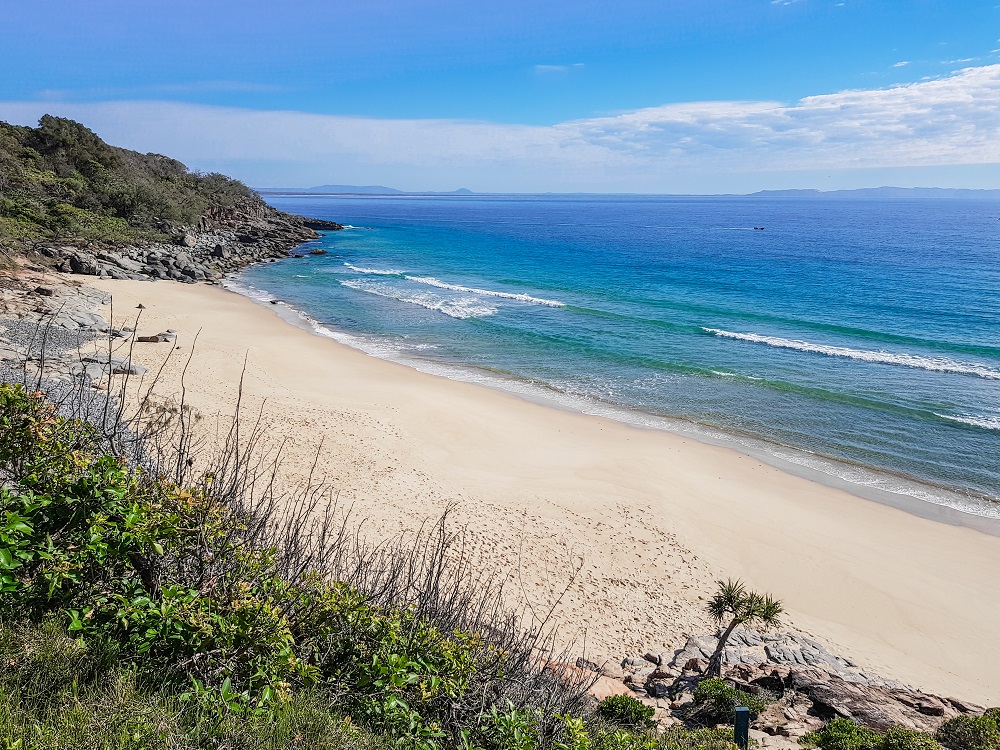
<box><xmin>880</xmin><ymin>727</ymin><xmax>942</xmax><ymax>750</ymax></box>
<box><xmin>691</xmin><ymin>678</ymin><xmax>769</xmax><ymax>724</ymax></box>
<box><xmin>802</xmin><ymin>719</ymin><xmax>944</xmax><ymax>750</ymax></box>
<box><xmin>593</xmin><ymin>725</ymin><xmax>738</xmax><ymax>750</ymax></box>
<box><xmin>598</xmin><ymin>694</ymin><xmax>655</xmax><ymax>728</ymax></box>
<box><xmin>936</xmin><ymin>714</ymin><xmax>1000</xmax><ymax>750</ymax></box>
<box><xmin>801</xmin><ymin>718</ymin><xmax>882</xmax><ymax>750</ymax></box>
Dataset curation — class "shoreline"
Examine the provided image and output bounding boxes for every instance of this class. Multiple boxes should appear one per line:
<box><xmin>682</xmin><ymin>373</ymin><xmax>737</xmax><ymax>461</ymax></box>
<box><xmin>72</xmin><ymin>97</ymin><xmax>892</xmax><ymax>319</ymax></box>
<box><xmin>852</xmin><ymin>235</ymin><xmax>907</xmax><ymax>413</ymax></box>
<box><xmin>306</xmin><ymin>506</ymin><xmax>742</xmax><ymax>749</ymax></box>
<box><xmin>92</xmin><ymin>277</ymin><xmax>1000</xmax><ymax>705</ymax></box>
<box><xmin>227</xmin><ymin>273</ymin><xmax>1000</xmax><ymax>538</ymax></box>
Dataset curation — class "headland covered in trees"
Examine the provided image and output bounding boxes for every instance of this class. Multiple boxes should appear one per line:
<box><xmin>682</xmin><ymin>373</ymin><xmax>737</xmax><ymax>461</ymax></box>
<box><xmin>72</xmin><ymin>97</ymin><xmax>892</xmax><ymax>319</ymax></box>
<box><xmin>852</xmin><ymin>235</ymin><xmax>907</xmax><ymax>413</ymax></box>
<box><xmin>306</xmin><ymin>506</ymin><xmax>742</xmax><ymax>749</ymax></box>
<box><xmin>0</xmin><ymin>117</ymin><xmax>998</xmax><ymax>749</ymax></box>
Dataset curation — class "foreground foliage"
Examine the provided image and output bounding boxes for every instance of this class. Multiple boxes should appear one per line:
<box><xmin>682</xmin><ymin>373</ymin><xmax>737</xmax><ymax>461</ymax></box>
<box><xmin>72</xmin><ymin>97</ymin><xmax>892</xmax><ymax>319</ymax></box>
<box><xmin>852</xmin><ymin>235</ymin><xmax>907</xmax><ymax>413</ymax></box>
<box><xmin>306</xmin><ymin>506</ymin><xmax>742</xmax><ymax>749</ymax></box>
<box><xmin>0</xmin><ymin>382</ymin><xmax>745</xmax><ymax>750</ymax></box>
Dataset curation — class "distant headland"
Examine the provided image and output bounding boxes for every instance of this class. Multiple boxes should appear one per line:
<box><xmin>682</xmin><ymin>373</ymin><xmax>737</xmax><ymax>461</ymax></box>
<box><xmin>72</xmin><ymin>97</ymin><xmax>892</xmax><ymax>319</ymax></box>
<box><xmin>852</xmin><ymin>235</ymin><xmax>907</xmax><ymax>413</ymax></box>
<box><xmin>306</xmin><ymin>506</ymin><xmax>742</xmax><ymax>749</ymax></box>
<box><xmin>257</xmin><ymin>184</ymin><xmax>1000</xmax><ymax>199</ymax></box>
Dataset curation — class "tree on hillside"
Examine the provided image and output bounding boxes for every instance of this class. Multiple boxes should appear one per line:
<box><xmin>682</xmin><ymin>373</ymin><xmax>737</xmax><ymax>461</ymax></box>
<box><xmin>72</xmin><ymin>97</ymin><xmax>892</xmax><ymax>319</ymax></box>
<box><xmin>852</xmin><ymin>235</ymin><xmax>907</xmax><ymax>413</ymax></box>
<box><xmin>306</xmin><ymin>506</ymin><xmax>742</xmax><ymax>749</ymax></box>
<box><xmin>704</xmin><ymin>578</ymin><xmax>783</xmax><ymax>678</ymax></box>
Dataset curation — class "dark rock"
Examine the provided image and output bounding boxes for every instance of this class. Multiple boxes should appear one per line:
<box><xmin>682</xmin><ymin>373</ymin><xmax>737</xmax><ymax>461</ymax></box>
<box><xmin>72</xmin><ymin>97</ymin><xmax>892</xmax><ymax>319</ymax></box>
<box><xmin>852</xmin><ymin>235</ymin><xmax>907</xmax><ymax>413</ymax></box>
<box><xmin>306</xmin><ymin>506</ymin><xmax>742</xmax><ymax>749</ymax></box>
<box><xmin>300</xmin><ymin>218</ymin><xmax>344</xmax><ymax>230</ymax></box>
<box><xmin>69</xmin><ymin>253</ymin><xmax>99</xmax><ymax>275</ymax></box>
<box><xmin>33</xmin><ymin>286</ymin><xmax>54</xmax><ymax>296</ymax></box>
<box><xmin>647</xmin><ymin>679</ymin><xmax>673</xmax><ymax>698</ymax></box>
<box><xmin>308</xmin><ymin>248</ymin><xmax>328</xmax><ymax>255</ymax></box>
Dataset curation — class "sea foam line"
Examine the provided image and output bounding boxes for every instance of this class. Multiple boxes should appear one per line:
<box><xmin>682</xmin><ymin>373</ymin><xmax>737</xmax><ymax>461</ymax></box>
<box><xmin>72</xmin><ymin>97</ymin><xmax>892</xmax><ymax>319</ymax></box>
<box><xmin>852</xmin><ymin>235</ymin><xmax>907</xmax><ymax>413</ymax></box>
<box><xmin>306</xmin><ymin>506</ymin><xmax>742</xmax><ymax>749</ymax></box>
<box><xmin>935</xmin><ymin>413</ymin><xmax>1000</xmax><ymax>431</ymax></box>
<box><xmin>404</xmin><ymin>276</ymin><xmax>565</xmax><ymax>307</ymax></box>
<box><xmin>340</xmin><ymin>279</ymin><xmax>497</xmax><ymax>319</ymax></box>
<box><xmin>704</xmin><ymin>328</ymin><xmax>1000</xmax><ymax>380</ymax></box>
<box><xmin>344</xmin><ymin>262</ymin><xmax>404</xmax><ymax>275</ymax></box>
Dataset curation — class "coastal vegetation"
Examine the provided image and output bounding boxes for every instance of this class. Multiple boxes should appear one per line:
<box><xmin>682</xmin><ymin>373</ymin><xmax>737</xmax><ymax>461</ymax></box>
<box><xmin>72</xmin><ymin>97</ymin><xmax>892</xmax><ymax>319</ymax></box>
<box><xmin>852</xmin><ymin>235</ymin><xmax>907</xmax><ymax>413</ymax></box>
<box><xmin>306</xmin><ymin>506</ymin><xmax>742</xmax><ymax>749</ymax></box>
<box><xmin>0</xmin><ymin>381</ymin><xmax>735</xmax><ymax>749</ymax></box>
<box><xmin>801</xmin><ymin>713</ymin><xmax>1000</xmax><ymax>750</ymax></box>
<box><xmin>704</xmin><ymin>580</ymin><xmax>783</xmax><ymax>678</ymax></box>
<box><xmin>0</xmin><ymin>116</ymin><xmax>258</xmax><ymax>246</ymax></box>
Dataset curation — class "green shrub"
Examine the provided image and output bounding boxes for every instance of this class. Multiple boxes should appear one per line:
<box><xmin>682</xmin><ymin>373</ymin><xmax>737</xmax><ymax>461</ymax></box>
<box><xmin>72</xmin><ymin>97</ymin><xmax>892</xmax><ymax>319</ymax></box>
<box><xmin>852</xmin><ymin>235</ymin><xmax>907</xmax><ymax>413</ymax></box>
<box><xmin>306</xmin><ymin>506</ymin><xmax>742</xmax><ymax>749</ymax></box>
<box><xmin>478</xmin><ymin>702</ymin><xmax>539</xmax><ymax>750</ymax></box>
<box><xmin>692</xmin><ymin>678</ymin><xmax>769</xmax><ymax>723</ymax></box>
<box><xmin>936</xmin><ymin>714</ymin><xmax>1000</xmax><ymax>750</ymax></box>
<box><xmin>593</xmin><ymin>725</ymin><xmax>738</xmax><ymax>750</ymax></box>
<box><xmin>801</xmin><ymin>718</ymin><xmax>882</xmax><ymax>750</ymax></box>
<box><xmin>598</xmin><ymin>694</ymin><xmax>655</xmax><ymax>728</ymax></box>
<box><xmin>880</xmin><ymin>727</ymin><xmax>942</xmax><ymax>750</ymax></box>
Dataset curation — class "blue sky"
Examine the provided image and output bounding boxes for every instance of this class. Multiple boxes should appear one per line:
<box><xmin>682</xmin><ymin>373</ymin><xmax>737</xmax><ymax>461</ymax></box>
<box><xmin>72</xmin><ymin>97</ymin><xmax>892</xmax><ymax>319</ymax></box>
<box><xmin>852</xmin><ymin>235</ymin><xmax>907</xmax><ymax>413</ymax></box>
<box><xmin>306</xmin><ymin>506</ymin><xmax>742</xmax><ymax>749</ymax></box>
<box><xmin>1</xmin><ymin>0</ymin><xmax>999</xmax><ymax>192</ymax></box>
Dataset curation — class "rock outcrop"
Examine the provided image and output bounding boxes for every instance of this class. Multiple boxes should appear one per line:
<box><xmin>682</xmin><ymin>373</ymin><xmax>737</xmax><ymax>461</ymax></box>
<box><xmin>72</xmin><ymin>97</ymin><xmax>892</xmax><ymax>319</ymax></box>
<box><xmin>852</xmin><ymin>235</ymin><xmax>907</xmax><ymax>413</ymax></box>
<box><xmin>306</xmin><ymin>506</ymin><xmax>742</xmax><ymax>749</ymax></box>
<box><xmin>574</xmin><ymin>629</ymin><xmax>987</xmax><ymax>737</ymax></box>
<box><xmin>19</xmin><ymin>201</ymin><xmax>343</xmax><ymax>284</ymax></box>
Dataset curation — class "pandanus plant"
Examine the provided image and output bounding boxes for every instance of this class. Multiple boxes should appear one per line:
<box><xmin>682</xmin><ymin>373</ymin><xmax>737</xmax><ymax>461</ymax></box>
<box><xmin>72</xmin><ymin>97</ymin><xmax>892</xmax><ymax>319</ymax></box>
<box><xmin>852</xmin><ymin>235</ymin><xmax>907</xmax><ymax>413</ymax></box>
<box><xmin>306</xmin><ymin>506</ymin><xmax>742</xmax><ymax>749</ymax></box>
<box><xmin>705</xmin><ymin>579</ymin><xmax>783</xmax><ymax>678</ymax></box>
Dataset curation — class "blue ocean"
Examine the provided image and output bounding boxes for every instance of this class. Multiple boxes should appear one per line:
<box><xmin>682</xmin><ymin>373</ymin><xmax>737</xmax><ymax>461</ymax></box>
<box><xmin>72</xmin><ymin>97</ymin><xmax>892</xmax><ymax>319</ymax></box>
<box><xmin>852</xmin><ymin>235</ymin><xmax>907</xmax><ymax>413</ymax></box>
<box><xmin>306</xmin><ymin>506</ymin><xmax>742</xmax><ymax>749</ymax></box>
<box><xmin>237</xmin><ymin>194</ymin><xmax>1000</xmax><ymax>518</ymax></box>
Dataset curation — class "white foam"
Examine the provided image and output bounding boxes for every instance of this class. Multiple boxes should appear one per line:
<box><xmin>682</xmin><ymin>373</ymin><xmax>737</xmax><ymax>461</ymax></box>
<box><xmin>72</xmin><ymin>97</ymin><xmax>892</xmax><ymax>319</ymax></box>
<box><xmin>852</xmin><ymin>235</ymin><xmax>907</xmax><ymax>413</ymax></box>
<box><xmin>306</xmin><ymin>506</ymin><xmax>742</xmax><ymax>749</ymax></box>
<box><xmin>221</xmin><ymin>278</ymin><xmax>276</xmax><ymax>303</ymax></box>
<box><xmin>340</xmin><ymin>279</ymin><xmax>497</xmax><ymax>319</ymax></box>
<box><xmin>344</xmin><ymin>262</ymin><xmax>404</xmax><ymax>275</ymax></box>
<box><xmin>704</xmin><ymin>328</ymin><xmax>1000</xmax><ymax>380</ymax></box>
<box><xmin>405</xmin><ymin>276</ymin><xmax>565</xmax><ymax>307</ymax></box>
<box><xmin>935</xmin><ymin>413</ymin><xmax>1000</xmax><ymax>431</ymax></box>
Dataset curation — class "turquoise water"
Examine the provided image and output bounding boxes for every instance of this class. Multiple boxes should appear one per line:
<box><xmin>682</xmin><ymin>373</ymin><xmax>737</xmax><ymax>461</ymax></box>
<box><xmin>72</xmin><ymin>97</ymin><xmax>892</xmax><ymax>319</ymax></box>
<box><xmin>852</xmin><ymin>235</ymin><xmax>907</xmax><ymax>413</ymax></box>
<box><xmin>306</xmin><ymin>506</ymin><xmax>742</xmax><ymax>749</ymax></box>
<box><xmin>238</xmin><ymin>194</ymin><xmax>1000</xmax><ymax>516</ymax></box>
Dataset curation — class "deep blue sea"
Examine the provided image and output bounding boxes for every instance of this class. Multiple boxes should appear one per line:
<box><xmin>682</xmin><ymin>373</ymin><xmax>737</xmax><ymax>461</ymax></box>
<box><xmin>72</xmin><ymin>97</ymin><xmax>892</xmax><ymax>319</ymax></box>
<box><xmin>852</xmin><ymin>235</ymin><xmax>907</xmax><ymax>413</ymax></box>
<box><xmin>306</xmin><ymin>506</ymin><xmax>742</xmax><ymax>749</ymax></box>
<box><xmin>237</xmin><ymin>194</ymin><xmax>1000</xmax><ymax>518</ymax></box>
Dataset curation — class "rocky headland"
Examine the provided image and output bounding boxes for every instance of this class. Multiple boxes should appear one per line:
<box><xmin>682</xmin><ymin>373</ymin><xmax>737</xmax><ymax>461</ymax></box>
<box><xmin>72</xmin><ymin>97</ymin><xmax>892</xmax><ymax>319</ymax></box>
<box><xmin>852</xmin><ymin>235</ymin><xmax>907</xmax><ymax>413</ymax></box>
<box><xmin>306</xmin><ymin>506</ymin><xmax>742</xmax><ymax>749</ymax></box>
<box><xmin>13</xmin><ymin>202</ymin><xmax>342</xmax><ymax>284</ymax></box>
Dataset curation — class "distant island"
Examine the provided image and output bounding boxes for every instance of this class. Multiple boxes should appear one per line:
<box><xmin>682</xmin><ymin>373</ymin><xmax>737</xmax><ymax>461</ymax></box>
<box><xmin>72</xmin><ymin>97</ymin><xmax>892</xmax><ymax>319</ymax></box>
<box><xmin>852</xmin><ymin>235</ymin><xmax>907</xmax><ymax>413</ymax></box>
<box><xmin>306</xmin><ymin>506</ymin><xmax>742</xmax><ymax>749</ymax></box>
<box><xmin>257</xmin><ymin>184</ymin><xmax>1000</xmax><ymax>199</ymax></box>
<box><xmin>747</xmin><ymin>187</ymin><xmax>1000</xmax><ymax>200</ymax></box>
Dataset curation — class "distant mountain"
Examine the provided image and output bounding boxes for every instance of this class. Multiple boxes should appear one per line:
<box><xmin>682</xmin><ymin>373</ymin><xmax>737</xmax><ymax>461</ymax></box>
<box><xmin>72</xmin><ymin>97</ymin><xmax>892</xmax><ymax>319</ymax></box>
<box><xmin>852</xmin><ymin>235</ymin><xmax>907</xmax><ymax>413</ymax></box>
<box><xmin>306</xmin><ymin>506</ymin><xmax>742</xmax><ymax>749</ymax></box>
<box><xmin>257</xmin><ymin>185</ymin><xmax>476</xmax><ymax>196</ymax></box>
<box><xmin>749</xmin><ymin>187</ymin><xmax>1000</xmax><ymax>199</ymax></box>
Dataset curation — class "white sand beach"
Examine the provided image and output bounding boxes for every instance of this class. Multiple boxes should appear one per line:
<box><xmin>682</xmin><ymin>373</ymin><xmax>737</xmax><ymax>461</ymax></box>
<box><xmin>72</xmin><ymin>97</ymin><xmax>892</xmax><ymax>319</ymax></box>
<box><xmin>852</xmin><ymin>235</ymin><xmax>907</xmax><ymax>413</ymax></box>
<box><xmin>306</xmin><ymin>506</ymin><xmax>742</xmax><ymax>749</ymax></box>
<box><xmin>95</xmin><ymin>278</ymin><xmax>1000</xmax><ymax>705</ymax></box>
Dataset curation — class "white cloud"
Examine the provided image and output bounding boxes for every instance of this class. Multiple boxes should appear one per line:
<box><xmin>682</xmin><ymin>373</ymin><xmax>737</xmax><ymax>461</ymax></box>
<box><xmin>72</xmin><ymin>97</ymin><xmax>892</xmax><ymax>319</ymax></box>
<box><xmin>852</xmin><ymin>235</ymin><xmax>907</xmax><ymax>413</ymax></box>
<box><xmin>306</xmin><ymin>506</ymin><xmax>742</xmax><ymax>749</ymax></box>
<box><xmin>2</xmin><ymin>65</ymin><xmax>999</xmax><ymax>192</ymax></box>
<box><xmin>533</xmin><ymin>63</ymin><xmax>585</xmax><ymax>74</ymax></box>
<box><xmin>892</xmin><ymin>61</ymin><xmax>910</xmax><ymax>67</ymax></box>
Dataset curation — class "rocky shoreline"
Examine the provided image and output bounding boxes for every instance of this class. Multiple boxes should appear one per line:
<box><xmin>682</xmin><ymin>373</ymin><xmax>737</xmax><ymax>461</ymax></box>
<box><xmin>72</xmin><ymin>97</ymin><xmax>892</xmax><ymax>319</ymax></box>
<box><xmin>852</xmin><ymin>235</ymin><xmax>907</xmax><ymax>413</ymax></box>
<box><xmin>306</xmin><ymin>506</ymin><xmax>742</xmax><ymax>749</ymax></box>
<box><xmin>11</xmin><ymin>201</ymin><xmax>342</xmax><ymax>284</ymax></box>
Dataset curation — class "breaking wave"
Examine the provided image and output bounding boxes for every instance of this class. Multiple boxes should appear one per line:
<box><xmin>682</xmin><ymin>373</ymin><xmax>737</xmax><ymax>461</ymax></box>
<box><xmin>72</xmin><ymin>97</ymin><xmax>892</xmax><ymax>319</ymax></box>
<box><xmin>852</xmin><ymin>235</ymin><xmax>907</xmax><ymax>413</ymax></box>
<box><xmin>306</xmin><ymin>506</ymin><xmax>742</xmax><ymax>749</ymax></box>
<box><xmin>339</xmin><ymin>279</ymin><xmax>497</xmax><ymax>319</ymax></box>
<box><xmin>935</xmin><ymin>413</ymin><xmax>1000</xmax><ymax>431</ymax></box>
<box><xmin>703</xmin><ymin>328</ymin><xmax>1000</xmax><ymax>380</ymax></box>
<box><xmin>344</xmin><ymin>263</ymin><xmax>404</xmax><ymax>275</ymax></box>
<box><xmin>405</xmin><ymin>276</ymin><xmax>565</xmax><ymax>307</ymax></box>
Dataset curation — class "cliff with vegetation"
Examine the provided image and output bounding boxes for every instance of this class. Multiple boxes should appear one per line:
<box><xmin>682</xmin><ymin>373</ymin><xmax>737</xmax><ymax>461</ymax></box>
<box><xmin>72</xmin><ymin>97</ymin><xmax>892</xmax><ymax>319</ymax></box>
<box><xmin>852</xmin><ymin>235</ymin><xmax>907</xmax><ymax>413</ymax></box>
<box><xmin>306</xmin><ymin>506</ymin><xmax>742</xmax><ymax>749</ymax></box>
<box><xmin>0</xmin><ymin>115</ymin><xmax>341</xmax><ymax>279</ymax></box>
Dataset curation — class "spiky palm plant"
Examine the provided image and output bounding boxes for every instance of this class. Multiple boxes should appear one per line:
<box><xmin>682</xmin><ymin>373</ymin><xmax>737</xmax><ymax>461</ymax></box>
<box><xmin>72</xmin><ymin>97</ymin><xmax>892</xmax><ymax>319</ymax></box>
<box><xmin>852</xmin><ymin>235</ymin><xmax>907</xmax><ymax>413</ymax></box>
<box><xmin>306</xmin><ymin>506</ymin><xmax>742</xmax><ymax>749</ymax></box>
<box><xmin>704</xmin><ymin>579</ymin><xmax>783</xmax><ymax>678</ymax></box>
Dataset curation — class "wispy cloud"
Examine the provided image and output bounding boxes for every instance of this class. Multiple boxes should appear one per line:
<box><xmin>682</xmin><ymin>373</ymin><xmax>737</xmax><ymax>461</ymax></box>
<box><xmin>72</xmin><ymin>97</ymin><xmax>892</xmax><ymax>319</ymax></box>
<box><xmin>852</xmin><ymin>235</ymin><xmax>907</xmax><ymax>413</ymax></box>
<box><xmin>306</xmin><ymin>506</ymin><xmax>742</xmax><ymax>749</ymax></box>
<box><xmin>892</xmin><ymin>61</ymin><xmax>910</xmax><ymax>67</ymax></box>
<box><xmin>533</xmin><ymin>63</ymin><xmax>585</xmax><ymax>74</ymax></box>
<box><xmin>34</xmin><ymin>81</ymin><xmax>287</xmax><ymax>101</ymax></box>
<box><xmin>3</xmin><ymin>65</ymin><xmax>998</xmax><ymax>191</ymax></box>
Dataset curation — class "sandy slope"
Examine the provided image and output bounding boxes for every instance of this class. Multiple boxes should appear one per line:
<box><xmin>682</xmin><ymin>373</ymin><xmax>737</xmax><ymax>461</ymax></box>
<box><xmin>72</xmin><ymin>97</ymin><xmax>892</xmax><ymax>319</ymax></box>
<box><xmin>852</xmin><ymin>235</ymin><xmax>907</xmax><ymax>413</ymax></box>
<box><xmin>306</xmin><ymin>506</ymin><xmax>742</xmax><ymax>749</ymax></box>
<box><xmin>95</xmin><ymin>278</ymin><xmax>1000</xmax><ymax>705</ymax></box>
